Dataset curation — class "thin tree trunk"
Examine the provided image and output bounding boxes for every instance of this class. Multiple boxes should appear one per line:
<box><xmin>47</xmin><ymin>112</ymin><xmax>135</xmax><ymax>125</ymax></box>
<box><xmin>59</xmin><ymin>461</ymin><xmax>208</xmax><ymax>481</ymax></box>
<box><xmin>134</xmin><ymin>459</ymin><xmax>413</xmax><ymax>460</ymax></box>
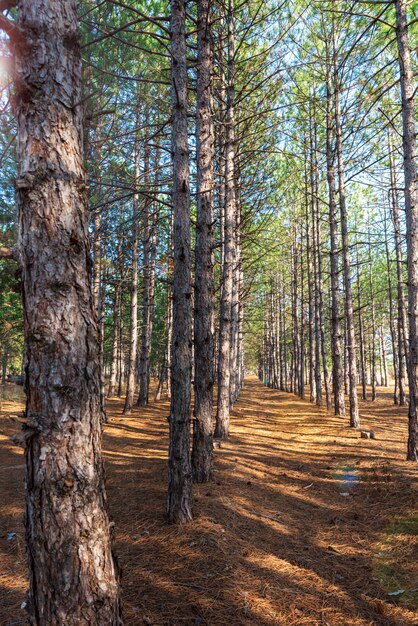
<box><xmin>123</xmin><ymin>106</ymin><xmax>141</xmax><ymax>414</ymax></box>
<box><xmin>368</xmin><ymin>230</ymin><xmax>377</xmax><ymax>401</ymax></box>
<box><xmin>388</xmin><ymin>131</ymin><xmax>408</xmax><ymax>405</ymax></box>
<box><xmin>334</xmin><ymin>37</ymin><xmax>359</xmax><ymax>428</ymax></box>
<box><xmin>108</xmin><ymin>280</ymin><xmax>120</xmax><ymax>398</ymax></box>
<box><xmin>381</xmin><ymin>327</ymin><xmax>389</xmax><ymax>387</ymax></box>
<box><xmin>117</xmin><ymin>296</ymin><xmax>125</xmax><ymax>398</ymax></box>
<box><xmin>310</xmin><ymin>120</ymin><xmax>322</xmax><ymax>407</ymax></box>
<box><xmin>299</xmin><ymin>238</ymin><xmax>305</xmax><ymax>399</ymax></box>
<box><xmin>305</xmin><ymin>160</ymin><xmax>316</xmax><ymax>403</ymax></box>
<box><xmin>138</xmin><ymin>124</ymin><xmax>154</xmax><ymax>407</ymax></box>
<box><xmin>12</xmin><ymin>1</ymin><xmax>122</xmax><ymax>622</ymax></box>
<box><xmin>384</xmin><ymin>208</ymin><xmax>399</xmax><ymax>403</ymax></box>
<box><xmin>1</xmin><ymin>344</ymin><xmax>8</xmax><ymax>385</ymax></box>
<box><xmin>355</xmin><ymin>236</ymin><xmax>367</xmax><ymax>401</ymax></box>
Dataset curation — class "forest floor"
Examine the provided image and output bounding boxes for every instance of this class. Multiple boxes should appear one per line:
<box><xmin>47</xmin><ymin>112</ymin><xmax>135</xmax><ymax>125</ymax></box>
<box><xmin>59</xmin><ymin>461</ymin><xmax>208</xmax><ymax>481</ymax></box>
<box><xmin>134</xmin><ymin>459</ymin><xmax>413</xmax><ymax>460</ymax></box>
<box><xmin>0</xmin><ymin>376</ymin><xmax>417</xmax><ymax>626</ymax></box>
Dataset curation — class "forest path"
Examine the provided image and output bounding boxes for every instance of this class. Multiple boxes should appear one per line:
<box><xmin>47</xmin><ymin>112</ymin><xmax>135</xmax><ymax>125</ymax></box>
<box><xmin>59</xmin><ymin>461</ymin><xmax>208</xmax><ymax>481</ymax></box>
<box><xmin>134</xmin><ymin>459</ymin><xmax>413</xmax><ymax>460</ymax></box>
<box><xmin>0</xmin><ymin>376</ymin><xmax>417</xmax><ymax>625</ymax></box>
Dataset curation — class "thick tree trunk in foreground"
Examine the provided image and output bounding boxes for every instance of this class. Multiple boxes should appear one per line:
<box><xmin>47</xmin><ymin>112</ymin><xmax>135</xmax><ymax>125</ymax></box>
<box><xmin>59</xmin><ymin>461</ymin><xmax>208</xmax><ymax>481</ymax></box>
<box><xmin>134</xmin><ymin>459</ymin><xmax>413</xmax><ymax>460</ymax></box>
<box><xmin>12</xmin><ymin>1</ymin><xmax>122</xmax><ymax>623</ymax></box>
<box><xmin>192</xmin><ymin>0</ymin><xmax>215</xmax><ymax>483</ymax></box>
<box><xmin>167</xmin><ymin>0</ymin><xmax>193</xmax><ymax>522</ymax></box>
<box><xmin>396</xmin><ymin>0</ymin><xmax>418</xmax><ymax>460</ymax></box>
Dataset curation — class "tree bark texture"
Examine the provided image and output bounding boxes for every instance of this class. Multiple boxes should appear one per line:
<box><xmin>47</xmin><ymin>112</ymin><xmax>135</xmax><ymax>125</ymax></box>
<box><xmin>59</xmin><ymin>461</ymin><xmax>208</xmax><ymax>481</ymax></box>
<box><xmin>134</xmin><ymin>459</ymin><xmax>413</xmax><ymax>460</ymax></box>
<box><xmin>12</xmin><ymin>1</ymin><xmax>122</xmax><ymax>623</ymax></box>
<box><xmin>192</xmin><ymin>0</ymin><xmax>215</xmax><ymax>483</ymax></box>
<box><xmin>216</xmin><ymin>0</ymin><xmax>236</xmax><ymax>439</ymax></box>
<box><xmin>167</xmin><ymin>0</ymin><xmax>193</xmax><ymax>522</ymax></box>
<box><xmin>123</xmin><ymin>103</ymin><xmax>140</xmax><ymax>414</ymax></box>
<box><xmin>396</xmin><ymin>0</ymin><xmax>418</xmax><ymax>460</ymax></box>
<box><xmin>333</xmin><ymin>37</ymin><xmax>359</xmax><ymax>428</ymax></box>
<box><xmin>325</xmin><ymin>39</ymin><xmax>345</xmax><ymax>417</ymax></box>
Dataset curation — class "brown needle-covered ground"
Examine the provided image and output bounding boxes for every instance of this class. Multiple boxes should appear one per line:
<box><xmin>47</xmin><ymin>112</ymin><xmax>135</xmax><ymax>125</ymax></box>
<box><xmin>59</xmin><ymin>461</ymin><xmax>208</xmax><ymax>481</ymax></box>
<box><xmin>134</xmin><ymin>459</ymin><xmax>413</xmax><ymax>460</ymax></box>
<box><xmin>0</xmin><ymin>376</ymin><xmax>417</xmax><ymax>626</ymax></box>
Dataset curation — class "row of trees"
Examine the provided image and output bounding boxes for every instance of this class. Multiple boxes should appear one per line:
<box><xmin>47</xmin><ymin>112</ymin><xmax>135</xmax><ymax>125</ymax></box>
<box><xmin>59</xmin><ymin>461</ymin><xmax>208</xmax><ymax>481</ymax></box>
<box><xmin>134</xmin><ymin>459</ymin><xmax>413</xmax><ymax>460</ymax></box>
<box><xmin>0</xmin><ymin>0</ymin><xmax>416</xmax><ymax>623</ymax></box>
<box><xmin>253</xmin><ymin>0</ymin><xmax>418</xmax><ymax>458</ymax></box>
<box><xmin>0</xmin><ymin>0</ymin><xmax>280</xmax><ymax>622</ymax></box>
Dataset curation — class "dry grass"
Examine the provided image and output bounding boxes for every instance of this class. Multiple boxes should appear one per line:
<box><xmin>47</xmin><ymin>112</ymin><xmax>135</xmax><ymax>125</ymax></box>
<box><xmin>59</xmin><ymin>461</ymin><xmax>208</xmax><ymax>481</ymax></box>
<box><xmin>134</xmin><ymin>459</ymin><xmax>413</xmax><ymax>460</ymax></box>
<box><xmin>0</xmin><ymin>377</ymin><xmax>417</xmax><ymax>625</ymax></box>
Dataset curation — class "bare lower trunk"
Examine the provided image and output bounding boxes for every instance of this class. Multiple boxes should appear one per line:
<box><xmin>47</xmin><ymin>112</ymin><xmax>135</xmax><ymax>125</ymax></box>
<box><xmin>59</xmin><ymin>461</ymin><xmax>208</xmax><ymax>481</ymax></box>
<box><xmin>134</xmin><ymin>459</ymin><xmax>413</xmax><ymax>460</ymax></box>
<box><xmin>123</xmin><ymin>110</ymin><xmax>140</xmax><ymax>414</ymax></box>
<box><xmin>192</xmin><ymin>0</ymin><xmax>215</xmax><ymax>483</ymax></box>
<box><xmin>326</xmin><ymin>38</ymin><xmax>345</xmax><ymax>417</ymax></box>
<box><xmin>334</xmin><ymin>36</ymin><xmax>359</xmax><ymax>428</ymax></box>
<box><xmin>388</xmin><ymin>132</ymin><xmax>408</xmax><ymax>405</ymax></box>
<box><xmin>396</xmin><ymin>0</ymin><xmax>418</xmax><ymax>460</ymax></box>
<box><xmin>108</xmin><ymin>281</ymin><xmax>120</xmax><ymax>398</ymax></box>
<box><xmin>368</xmin><ymin>230</ymin><xmax>377</xmax><ymax>401</ymax></box>
<box><xmin>12</xmin><ymin>1</ymin><xmax>122</xmax><ymax>622</ymax></box>
<box><xmin>216</xmin><ymin>0</ymin><xmax>236</xmax><ymax>439</ymax></box>
<box><xmin>138</xmin><ymin>129</ymin><xmax>156</xmax><ymax>407</ymax></box>
<box><xmin>355</xmin><ymin>237</ymin><xmax>367</xmax><ymax>401</ymax></box>
<box><xmin>167</xmin><ymin>0</ymin><xmax>193</xmax><ymax>522</ymax></box>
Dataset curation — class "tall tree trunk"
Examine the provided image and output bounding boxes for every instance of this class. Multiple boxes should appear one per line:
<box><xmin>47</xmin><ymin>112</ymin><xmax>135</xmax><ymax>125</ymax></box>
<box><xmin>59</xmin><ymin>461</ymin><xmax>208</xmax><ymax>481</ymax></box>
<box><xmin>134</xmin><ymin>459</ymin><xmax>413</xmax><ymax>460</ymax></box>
<box><xmin>396</xmin><ymin>0</ymin><xmax>418</xmax><ymax>459</ymax></box>
<box><xmin>333</xmin><ymin>36</ymin><xmax>359</xmax><ymax>428</ymax></box>
<box><xmin>310</xmin><ymin>119</ymin><xmax>322</xmax><ymax>407</ymax></box>
<box><xmin>12</xmin><ymin>1</ymin><xmax>122</xmax><ymax>622</ymax></box>
<box><xmin>388</xmin><ymin>131</ymin><xmax>408</xmax><ymax>405</ymax></box>
<box><xmin>108</xmin><ymin>280</ymin><xmax>120</xmax><ymax>398</ymax></box>
<box><xmin>291</xmin><ymin>236</ymin><xmax>300</xmax><ymax>396</ymax></box>
<box><xmin>380</xmin><ymin>327</ymin><xmax>389</xmax><ymax>387</ymax></box>
<box><xmin>368</xmin><ymin>230</ymin><xmax>377</xmax><ymax>401</ymax></box>
<box><xmin>216</xmin><ymin>0</ymin><xmax>236</xmax><ymax>438</ymax></box>
<box><xmin>167</xmin><ymin>0</ymin><xmax>193</xmax><ymax>522</ymax></box>
<box><xmin>305</xmin><ymin>160</ymin><xmax>316</xmax><ymax>403</ymax></box>
<box><xmin>192</xmin><ymin>0</ymin><xmax>215</xmax><ymax>483</ymax></box>
<box><xmin>117</xmin><ymin>296</ymin><xmax>125</xmax><ymax>398</ymax></box>
<box><xmin>282</xmin><ymin>278</ymin><xmax>289</xmax><ymax>392</ymax></box>
<box><xmin>138</xmin><ymin>126</ymin><xmax>154</xmax><ymax>407</ymax></box>
<box><xmin>326</xmin><ymin>38</ymin><xmax>345</xmax><ymax>417</ymax></box>
<box><xmin>384</xmin><ymin>208</ymin><xmax>399</xmax><ymax>403</ymax></box>
<box><xmin>355</xmin><ymin>236</ymin><xmax>367</xmax><ymax>401</ymax></box>
<box><xmin>123</xmin><ymin>108</ymin><xmax>141</xmax><ymax>414</ymax></box>
<box><xmin>299</xmin><ymin>239</ymin><xmax>305</xmax><ymax>399</ymax></box>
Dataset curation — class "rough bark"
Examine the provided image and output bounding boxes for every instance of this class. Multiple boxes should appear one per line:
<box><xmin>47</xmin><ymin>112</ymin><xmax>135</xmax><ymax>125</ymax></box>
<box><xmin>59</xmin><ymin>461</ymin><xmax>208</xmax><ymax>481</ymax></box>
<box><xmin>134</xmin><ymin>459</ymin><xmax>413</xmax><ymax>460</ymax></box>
<box><xmin>396</xmin><ymin>0</ymin><xmax>418</xmax><ymax>460</ymax></box>
<box><xmin>108</xmin><ymin>280</ymin><xmax>120</xmax><ymax>398</ymax></box>
<box><xmin>305</xmin><ymin>161</ymin><xmax>316</xmax><ymax>403</ymax></box>
<box><xmin>388</xmin><ymin>131</ymin><xmax>407</xmax><ymax>405</ymax></box>
<box><xmin>384</xmin><ymin>209</ymin><xmax>399</xmax><ymax>403</ymax></box>
<box><xmin>333</xmin><ymin>35</ymin><xmax>359</xmax><ymax>428</ymax></box>
<box><xmin>192</xmin><ymin>0</ymin><xmax>215</xmax><ymax>484</ymax></box>
<box><xmin>355</xmin><ymin>236</ymin><xmax>367</xmax><ymax>401</ymax></box>
<box><xmin>123</xmin><ymin>183</ymin><xmax>139</xmax><ymax>413</ymax></box>
<box><xmin>11</xmin><ymin>1</ymin><xmax>122</xmax><ymax>623</ymax></box>
<box><xmin>138</xmin><ymin>127</ymin><xmax>156</xmax><ymax>407</ymax></box>
<box><xmin>167</xmin><ymin>0</ymin><xmax>193</xmax><ymax>522</ymax></box>
<box><xmin>368</xmin><ymin>230</ymin><xmax>377</xmax><ymax>401</ymax></box>
<box><xmin>215</xmin><ymin>0</ymin><xmax>236</xmax><ymax>439</ymax></box>
<box><xmin>325</xmin><ymin>38</ymin><xmax>345</xmax><ymax>417</ymax></box>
